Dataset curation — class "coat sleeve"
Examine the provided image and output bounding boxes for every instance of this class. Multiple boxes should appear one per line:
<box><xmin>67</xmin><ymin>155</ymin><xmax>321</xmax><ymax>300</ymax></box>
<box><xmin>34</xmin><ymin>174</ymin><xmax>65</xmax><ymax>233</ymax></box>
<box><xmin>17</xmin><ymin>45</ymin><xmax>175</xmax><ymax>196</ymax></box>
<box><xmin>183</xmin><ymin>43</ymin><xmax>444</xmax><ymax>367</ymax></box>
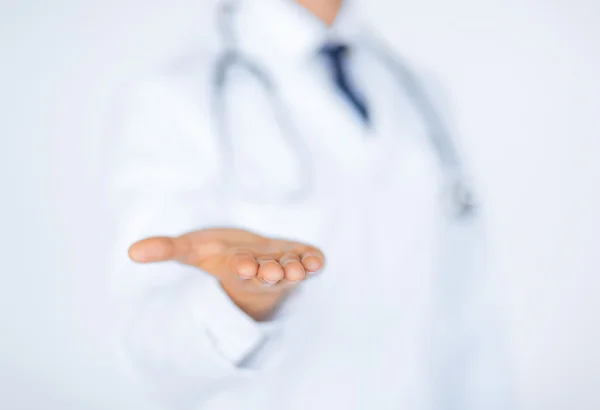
<box><xmin>107</xmin><ymin>70</ymin><xmax>281</xmax><ymax>408</ymax></box>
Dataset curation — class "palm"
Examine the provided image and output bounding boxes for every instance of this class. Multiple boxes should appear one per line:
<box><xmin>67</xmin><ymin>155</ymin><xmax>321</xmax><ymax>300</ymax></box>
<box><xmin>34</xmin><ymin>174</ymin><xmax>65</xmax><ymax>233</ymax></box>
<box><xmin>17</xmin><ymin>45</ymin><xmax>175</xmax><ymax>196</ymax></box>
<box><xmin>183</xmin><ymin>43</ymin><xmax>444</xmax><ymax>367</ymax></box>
<box><xmin>129</xmin><ymin>228</ymin><xmax>324</xmax><ymax>288</ymax></box>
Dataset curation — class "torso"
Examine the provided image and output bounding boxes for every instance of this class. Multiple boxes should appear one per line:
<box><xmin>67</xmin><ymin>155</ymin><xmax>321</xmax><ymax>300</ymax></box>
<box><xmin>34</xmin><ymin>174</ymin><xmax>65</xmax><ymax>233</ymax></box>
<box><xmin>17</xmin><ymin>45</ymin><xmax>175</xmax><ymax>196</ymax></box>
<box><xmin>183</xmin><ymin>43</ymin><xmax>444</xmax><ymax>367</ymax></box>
<box><xmin>201</xmin><ymin>42</ymin><xmax>446</xmax><ymax>408</ymax></box>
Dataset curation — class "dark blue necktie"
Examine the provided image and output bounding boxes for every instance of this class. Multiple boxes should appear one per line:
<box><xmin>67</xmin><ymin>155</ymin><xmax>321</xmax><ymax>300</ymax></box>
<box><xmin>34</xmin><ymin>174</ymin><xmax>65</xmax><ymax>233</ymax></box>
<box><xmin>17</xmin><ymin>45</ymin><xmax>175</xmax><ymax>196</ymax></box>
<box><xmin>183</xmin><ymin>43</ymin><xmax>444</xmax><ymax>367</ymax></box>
<box><xmin>320</xmin><ymin>44</ymin><xmax>370</xmax><ymax>125</ymax></box>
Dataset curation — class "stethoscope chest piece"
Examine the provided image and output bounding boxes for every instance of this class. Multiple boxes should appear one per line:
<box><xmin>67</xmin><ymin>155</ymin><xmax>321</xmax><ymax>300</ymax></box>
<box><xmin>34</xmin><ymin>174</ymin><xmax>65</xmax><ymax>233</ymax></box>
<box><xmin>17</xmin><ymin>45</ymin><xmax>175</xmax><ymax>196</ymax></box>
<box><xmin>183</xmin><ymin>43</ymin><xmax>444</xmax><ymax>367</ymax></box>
<box><xmin>442</xmin><ymin>177</ymin><xmax>478</xmax><ymax>220</ymax></box>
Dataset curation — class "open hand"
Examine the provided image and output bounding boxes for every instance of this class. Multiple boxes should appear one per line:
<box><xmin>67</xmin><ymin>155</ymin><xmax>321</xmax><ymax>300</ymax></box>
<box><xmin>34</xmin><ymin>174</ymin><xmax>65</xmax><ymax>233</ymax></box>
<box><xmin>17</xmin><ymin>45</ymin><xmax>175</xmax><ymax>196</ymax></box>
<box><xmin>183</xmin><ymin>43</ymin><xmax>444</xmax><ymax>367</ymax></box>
<box><xmin>128</xmin><ymin>228</ymin><xmax>325</xmax><ymax>319</ymax></box>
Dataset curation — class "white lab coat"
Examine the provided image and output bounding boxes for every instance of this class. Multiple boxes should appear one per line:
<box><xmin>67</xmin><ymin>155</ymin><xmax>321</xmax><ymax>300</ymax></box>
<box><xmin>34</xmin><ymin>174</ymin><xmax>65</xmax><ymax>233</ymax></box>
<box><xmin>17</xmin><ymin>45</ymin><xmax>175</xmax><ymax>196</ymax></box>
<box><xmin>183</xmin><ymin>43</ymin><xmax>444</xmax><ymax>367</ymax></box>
<box><xmin>109</xmin><ymin>1</ymin><xmax>514</xmax><ymax>409</ymax></box>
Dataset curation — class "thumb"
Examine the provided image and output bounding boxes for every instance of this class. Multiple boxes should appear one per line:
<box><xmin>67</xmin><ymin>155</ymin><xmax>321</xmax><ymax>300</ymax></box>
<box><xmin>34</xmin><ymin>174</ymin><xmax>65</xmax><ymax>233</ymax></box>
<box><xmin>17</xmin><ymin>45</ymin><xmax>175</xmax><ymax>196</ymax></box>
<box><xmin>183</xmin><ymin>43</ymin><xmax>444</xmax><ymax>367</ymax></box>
<box><xmin>128</xmin><ymin>236</ymin><xmax>190</xmax><ymax>264</ymax></box>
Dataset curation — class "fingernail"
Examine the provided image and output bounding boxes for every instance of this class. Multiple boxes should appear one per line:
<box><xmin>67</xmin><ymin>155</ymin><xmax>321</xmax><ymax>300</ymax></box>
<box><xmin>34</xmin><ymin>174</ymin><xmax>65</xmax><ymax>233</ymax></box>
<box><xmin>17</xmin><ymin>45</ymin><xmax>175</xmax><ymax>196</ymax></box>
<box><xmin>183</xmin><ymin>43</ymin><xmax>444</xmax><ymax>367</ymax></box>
<box><xmin>260</xmin><ymin>278</ymin><xmax>277</xmax><ymax>286</ymax></box>
<box><xmin>302</xmin><ymin>252</ymin><xmax>319</xmax><ymax>260</ymax></box>
<box><xmin>307</xmin><ymin>269</ymin><xmax>322</xmax><ymax>275</ymax></box>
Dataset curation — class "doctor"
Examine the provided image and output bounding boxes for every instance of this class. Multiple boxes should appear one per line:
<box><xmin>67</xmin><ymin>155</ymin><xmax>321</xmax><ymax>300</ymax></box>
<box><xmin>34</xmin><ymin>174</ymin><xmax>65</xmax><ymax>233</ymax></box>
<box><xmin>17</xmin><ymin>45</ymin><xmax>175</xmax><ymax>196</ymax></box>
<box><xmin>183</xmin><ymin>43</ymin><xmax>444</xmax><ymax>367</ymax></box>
<box><xmin>110</xmin><ymin>0</ymin><xmax>513</xmax><ymax>409</ymax></box>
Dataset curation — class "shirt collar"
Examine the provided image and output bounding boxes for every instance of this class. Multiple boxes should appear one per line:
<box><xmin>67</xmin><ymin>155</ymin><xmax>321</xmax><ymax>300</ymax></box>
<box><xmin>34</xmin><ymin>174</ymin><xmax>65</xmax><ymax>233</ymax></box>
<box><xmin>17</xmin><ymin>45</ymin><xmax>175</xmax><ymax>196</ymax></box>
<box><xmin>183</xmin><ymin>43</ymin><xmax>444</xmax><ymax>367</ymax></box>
<box><xmin>229</xmin><ymin>0</ymin><xmax>366</xmax><ymax>68</ymax></box>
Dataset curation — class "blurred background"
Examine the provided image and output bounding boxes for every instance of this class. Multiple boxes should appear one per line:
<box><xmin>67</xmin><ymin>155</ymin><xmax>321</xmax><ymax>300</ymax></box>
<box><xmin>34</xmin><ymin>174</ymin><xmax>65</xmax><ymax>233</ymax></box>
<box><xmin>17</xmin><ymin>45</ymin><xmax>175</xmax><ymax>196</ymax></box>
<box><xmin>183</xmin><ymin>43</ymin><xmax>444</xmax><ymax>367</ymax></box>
<box><xmin>1</xmin><ymin>0</ymin><xmax>599</xmax><ymax>409</ymax></box>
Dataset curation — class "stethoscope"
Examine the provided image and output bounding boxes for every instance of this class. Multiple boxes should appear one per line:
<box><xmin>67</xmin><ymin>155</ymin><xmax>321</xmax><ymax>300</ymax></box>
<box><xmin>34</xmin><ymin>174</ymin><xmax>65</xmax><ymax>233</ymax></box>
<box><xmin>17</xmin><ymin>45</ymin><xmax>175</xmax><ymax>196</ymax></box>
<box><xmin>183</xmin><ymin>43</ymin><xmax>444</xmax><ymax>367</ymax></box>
<box><xmin>211</xmin><ymin>1</ymin><xmax>477</xmax><ymax>219</ymax></box>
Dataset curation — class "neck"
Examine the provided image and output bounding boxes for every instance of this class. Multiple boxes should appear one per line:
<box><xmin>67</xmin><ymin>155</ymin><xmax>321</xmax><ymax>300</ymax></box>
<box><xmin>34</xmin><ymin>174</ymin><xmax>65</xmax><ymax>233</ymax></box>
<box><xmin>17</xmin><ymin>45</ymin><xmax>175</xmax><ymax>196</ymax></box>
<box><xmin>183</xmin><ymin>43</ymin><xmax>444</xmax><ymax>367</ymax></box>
<box><xmin>295</xmin><ymin>0</ymin><xmax>343</xmax><ymax>26</ymax></box>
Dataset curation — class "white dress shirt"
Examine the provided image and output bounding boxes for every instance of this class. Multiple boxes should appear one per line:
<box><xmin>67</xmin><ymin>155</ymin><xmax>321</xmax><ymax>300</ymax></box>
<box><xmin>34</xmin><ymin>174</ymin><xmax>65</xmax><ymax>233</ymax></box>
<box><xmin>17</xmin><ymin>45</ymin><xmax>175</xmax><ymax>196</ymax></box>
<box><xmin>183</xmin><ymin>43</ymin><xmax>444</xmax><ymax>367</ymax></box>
<box><xmin>109</xmin><ymin>0</ymin><xmax>514</xmax><ymax>409</ymax></box>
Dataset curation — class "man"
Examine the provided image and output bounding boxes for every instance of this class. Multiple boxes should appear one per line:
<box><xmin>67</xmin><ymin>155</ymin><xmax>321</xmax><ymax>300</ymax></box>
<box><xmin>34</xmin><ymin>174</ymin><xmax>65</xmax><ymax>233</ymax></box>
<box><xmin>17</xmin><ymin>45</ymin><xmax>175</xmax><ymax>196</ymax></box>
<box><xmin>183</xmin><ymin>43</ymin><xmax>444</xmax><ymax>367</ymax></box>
<box><xmin>110</xmin><ymin>0</ymin><xmax>513</xmax><ymax>408</ymax></box>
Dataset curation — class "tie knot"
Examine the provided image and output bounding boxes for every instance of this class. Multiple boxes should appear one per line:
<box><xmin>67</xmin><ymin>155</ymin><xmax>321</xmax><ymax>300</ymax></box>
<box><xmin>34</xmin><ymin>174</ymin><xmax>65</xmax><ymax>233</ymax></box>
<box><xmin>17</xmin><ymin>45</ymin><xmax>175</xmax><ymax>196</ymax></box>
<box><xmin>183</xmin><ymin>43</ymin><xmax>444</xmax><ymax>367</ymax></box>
<box><xmin>320</xmin><ymin>43</ymin><xmax>349</xmax><ymax>60</ymax></box>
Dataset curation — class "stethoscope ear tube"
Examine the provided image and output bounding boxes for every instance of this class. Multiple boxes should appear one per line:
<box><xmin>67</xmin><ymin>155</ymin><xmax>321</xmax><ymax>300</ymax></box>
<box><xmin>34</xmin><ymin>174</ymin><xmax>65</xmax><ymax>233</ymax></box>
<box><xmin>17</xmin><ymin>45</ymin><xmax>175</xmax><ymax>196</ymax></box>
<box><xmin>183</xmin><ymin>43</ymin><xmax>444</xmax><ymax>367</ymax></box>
<box><xmin>211</xmin><ymin>50</ymin><xmax>315</xmax><ymax>205</ymax></box>
<box><xmin>362</xmin><ymin>31</ymin><xmax>478</xmax><ymax>219</ymax></box>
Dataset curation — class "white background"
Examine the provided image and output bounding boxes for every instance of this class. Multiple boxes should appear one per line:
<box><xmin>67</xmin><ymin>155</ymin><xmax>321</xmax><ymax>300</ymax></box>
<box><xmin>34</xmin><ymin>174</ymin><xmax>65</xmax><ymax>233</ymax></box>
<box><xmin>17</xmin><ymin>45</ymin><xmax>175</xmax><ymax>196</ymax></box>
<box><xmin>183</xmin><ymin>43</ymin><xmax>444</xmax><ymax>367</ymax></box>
<box><xmin>1</xmin><ymin>0</ymin><xmax>599</xmax><ymax>409</ymax></box>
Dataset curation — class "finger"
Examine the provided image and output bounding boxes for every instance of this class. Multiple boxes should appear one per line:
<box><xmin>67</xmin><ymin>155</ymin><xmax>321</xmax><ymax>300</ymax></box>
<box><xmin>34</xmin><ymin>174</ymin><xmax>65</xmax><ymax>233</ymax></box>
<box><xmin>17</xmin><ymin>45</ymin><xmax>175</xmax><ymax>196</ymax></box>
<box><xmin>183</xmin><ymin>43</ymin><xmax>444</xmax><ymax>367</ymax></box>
<box><xmin>256</xmin><ymin>260</ymin><xmax>285</xmax><ymax>285</ymax></box>
<box><xmin>300</xmin><ymin>249</ymin><xmax>325</xmax><ymax>274</ymax></box>
<box><xmin>279</xmin><ymin>253</ymin><xmax>305</xmax><ymax>282</ymax></box>
<box><xmin>128</xmin><ymin>236</ymin><xmax>190</xmax><ymax>263</ymax></box>
<box><xmin>230</xmin><ymin>252</ymin><xmax>259</xmax><ymax>280</ymax></box>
